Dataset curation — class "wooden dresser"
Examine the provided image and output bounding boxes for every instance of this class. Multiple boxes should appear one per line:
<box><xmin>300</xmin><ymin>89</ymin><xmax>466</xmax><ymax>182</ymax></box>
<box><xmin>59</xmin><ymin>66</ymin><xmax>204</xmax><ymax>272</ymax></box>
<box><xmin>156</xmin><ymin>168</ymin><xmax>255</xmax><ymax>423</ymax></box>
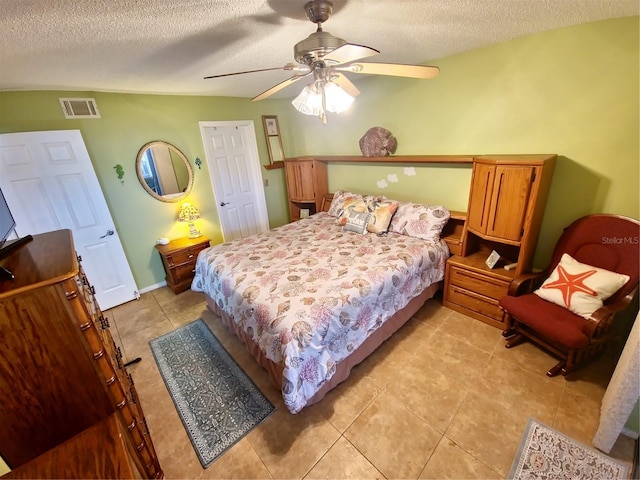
<box><xmin>0</xmin><ymin>230</ymin><xmax>162</xmax><ymax>478</ymax></box>
<box><xmin>155</xmin><ymin>236</ymin><xmax>210</xmax><ymax>294</ymax></box>
<box><xmin>2</xmin><ymin>414</ymin><xmax>147</xmax><ymax>479</ymax></box>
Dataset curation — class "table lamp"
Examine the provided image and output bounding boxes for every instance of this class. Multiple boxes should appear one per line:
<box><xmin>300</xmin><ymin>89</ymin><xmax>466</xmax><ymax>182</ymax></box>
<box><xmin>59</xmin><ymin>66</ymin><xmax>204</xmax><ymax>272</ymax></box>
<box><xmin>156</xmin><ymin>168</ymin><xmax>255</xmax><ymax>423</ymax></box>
<box><xmin>177</xmin><ymin>203</ymin><xmax>202</xmax><ymax>238</ymax></box>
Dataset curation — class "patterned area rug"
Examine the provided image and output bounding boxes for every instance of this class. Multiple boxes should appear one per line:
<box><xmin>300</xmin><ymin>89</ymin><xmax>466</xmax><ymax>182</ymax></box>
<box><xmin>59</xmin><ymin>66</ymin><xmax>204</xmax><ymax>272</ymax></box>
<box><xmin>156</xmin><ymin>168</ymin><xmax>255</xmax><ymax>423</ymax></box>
<box><xmin>149</xmin><ymin>319</ymin><xmax>275</xmax><ymax>468</ymax></box>
<box><xmin>509</xmin><ymin>418</ymin><xmax>630</xmax><ymax>479</ymax></box>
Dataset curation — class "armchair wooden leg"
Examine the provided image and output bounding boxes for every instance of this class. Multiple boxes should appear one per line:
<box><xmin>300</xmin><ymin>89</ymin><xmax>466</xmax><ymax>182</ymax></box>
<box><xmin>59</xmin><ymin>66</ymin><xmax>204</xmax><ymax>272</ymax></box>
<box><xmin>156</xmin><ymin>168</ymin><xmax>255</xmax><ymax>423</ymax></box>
<box><xmin>505</xmin><ymin>334</ymin><xmax>525</xmax><ymax>348</ymax></box>
<box><xmin>502</xmin><ymin>329</ymin><xmax>517</xmax><ymax>339</ymax></box>
<box><xmin>547</xmin><ymin>361</ymin><xmax>566</xmax><ymax>377</ymax></box>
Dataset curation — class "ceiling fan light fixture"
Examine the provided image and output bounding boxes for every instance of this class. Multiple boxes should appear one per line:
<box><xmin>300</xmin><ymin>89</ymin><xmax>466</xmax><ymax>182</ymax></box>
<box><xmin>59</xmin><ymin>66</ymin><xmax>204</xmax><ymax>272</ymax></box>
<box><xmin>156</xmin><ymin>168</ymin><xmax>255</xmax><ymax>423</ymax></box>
<box><xmin>292</xmin><ymin>84</ymin><xmax>322</xmax><ymax>115</ymax></box>
<box><xmin>323</xmin><ymin>81</ymin><xmax>354</xmax><ymax>113</ymax></box>
<box><xmin>292</xmin><ymin>80</ymin><xmax>354</xmax><ymax>122</ymax></box>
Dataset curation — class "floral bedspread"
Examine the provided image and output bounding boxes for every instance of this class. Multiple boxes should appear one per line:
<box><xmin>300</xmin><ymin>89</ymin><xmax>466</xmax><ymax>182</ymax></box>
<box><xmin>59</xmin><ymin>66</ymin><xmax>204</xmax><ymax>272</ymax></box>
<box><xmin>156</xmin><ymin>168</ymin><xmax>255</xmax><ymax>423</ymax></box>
<box><xmin>191</xmin><ymin>212</ymin><xmax>449</xmax><ymax>413</ymax></box>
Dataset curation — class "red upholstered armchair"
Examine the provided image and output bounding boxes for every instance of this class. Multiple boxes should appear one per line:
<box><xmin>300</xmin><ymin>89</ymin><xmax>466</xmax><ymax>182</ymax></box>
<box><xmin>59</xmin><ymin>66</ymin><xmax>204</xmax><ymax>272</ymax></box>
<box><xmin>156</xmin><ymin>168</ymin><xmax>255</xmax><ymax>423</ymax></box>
<box><xmin>499</xmin><ymin>214</ymin><xmax>639</xmax><ymax>377</ymax></box>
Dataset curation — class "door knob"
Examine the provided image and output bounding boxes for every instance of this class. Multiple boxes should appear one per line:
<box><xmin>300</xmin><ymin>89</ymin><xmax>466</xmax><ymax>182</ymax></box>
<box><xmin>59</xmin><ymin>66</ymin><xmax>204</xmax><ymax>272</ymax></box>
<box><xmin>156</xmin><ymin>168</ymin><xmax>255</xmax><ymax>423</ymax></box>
<box><xmin>220</xmin><ymin>202</ymin><xmax>230</xmax><ymax>207</ymax></box>
<box><xmin>100</xmin><ymin>229</ymin><xmax>114</xmax><ymax>238</ymax></box>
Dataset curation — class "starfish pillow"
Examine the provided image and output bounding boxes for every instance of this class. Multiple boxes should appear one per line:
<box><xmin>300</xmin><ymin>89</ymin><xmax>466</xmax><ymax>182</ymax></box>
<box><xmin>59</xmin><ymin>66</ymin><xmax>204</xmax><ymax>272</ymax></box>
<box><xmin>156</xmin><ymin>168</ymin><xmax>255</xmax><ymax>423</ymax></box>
<box><xmin>534</xmin><ymin>253</ymin><xmax>630</xmax><ymax>319</ymax></box>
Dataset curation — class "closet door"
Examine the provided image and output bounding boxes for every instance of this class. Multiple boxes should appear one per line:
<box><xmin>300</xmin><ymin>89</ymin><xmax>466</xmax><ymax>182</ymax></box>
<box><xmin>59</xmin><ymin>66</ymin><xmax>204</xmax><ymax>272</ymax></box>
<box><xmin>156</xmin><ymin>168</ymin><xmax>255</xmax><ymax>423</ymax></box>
<box><xmin>0</xmin><ymin>130</ymin><xmax>138</xmax><ymax>310</ymax></box>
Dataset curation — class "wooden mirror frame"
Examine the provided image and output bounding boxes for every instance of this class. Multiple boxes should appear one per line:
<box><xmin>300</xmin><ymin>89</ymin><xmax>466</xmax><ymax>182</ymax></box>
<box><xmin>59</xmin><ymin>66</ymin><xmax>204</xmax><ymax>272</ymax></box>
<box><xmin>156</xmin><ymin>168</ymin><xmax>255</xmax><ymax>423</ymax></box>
<box><xmin>262</xmin><ymin>115</ymin><xmax>285</xmax><ymax>170</ymax></box>
<box><xmin>136</xmin><ymin>141</ymin><xmax>194</xmax><ymax>203</ymax></box>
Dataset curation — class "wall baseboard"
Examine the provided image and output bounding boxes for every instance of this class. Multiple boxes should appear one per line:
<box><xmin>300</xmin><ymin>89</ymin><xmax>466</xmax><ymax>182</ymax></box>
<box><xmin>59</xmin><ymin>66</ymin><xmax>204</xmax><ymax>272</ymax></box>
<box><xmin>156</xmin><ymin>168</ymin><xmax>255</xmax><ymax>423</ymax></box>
<box><xmin>139</xmin><ymin>281</ymin><xmax>166</xmax><ymax>294</ymax></box>
<box><xmin>622</xmin><ymin>427</ymin><xmax>640</xmax><ymax>440</ymax></box>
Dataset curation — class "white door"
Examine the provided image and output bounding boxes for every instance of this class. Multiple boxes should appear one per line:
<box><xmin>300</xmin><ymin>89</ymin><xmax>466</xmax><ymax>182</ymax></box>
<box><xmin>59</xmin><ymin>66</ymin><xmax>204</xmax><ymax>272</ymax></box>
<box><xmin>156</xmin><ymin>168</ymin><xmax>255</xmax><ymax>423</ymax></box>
<box><xmin>0</xmin><ymin>130</ymin><xmax>139</xmax><ymax>310</ymax></box>
<box><xmin>199</xmin><ymin>121</ymin><xmax>269</xmax><ymax>241</ymax></box>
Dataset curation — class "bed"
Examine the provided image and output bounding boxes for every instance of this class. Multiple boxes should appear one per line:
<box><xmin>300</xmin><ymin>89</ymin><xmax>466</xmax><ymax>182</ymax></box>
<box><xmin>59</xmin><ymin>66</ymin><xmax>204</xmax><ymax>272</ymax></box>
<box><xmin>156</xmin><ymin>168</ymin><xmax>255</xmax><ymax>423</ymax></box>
<box><xmin>191</xmin><ymin>191</ymin><xmax>451</xmax><ymax>413</ymax></box>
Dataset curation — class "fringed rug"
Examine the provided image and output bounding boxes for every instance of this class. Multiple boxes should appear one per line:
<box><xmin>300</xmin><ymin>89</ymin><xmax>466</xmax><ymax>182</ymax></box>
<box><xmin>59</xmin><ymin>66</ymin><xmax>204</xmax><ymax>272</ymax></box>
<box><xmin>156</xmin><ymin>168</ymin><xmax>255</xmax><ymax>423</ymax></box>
<box><xmin>509</xmin><ymin>418</ymin><xmax>630</xmax><ymax>479</ymax></box>
<box><xmin>149</xmin><ymin>319</ymin><xmax>274</xmax><ymax>468</ymax></box>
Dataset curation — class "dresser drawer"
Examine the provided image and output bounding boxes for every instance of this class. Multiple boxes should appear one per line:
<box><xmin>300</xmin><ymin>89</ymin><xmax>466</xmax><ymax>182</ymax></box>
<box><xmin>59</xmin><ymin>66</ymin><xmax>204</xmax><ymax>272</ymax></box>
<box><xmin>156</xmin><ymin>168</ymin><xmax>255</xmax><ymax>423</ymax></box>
<box><xmin>166</xmin><ymin>248</ymin><xmax>201</xmax><ymax>267</ymax></box>
<box><xmin>174</xmin><ymin>261</ymin><xmax>197</xmax><ymax>282</ymax></box>
<box><xmin>448</xmin><ymin>265</ymin><xmax>510</xmax><ymax>300</ymax></box>
<box><xmin>447</xmin><ymin>284</ymin><xmax>504</xmax><ymax>323</ymax></box>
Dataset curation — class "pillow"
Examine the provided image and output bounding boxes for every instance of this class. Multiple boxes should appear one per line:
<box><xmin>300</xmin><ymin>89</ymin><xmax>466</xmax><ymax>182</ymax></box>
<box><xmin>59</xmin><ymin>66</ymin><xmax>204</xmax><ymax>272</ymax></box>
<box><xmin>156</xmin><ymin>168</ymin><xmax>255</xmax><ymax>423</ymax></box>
<box><xmin>327</xmin><ymin>190</ymin><xmax>362</xmax><ymax>218</ymax></box>
<box><xmin>336</xmin><ymin>197</ymin><xmax>369</xmax><ymax>226</ymax></box>
<box><xmin>366</xmin><ymin>200</ymin><xmax>398</xmax><ymax>234</ymax></box>
<box><xmin>389</xmin><ymin>203</ymin><xmax>450</xmax><ymax>241</ymax></box>
<box><xmin>534</xmin><ymin>253</ymin><xmax>630</xmax><ymax>319</ymax></box>
<box><xmin>343</xmin><ymin>210</ymin><xmax>371</xmax><ymax>235</ymax></box>
<box><xmin>328</xmin><ymin>189</ymin><xmax>386</xmax><ymax>218</ymax></box>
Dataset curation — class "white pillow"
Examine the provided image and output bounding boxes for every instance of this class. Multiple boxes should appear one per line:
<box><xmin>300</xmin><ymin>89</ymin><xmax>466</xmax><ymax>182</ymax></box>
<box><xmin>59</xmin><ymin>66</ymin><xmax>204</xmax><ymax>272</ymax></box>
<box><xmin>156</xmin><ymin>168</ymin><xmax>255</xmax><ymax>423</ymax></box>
<box><xmin>389</xmin><ymin>202</ymin><xmax>450</xmax><ymax>242</ymax></box>
<box><xmin>534</xmin><ymin>253</ymin><xmax>630</xmax><ymax>319</ymax></box>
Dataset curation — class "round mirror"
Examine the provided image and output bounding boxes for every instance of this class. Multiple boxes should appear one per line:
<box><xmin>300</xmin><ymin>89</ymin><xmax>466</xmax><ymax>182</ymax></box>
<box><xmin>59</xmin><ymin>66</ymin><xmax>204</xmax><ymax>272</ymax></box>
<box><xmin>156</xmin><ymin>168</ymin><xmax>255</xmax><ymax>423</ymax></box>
<box><xmin>136</xmin><ymin>141</ymin><xmax>194</xmax><ymax>202</ymax></box>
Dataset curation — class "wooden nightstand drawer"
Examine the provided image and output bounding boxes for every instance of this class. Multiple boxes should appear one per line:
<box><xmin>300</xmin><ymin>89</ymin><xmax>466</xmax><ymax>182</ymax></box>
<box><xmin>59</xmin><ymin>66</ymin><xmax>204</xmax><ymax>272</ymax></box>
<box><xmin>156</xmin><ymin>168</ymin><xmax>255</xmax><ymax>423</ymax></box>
<box><xmin>446</xmin><ymin>284</ymin><xmax>504</xmax><ymax>321</ymax></box>
<box><xmin>166</xmin><ymin>248</ymin><xmax>201</xmax><ymax>267</ymax></box>
<box><xmin>448</xmin><ymin>265</ymin><xmax>509</xmax><ymax>300</ymax></box>
<box><xmin>174</xmin><ymin>262</ymin><xmax>197</xmax><ymax>282</ymax></box>
<box><xmin>443</xmin><ymin>256</ymin><xmax>512</xmax><ymax>329</ymax></box>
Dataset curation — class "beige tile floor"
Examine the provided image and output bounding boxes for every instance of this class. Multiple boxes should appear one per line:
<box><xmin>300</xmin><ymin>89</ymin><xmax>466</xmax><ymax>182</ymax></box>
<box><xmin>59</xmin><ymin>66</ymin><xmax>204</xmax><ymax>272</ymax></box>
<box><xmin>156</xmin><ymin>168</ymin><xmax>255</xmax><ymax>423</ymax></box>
<box><xmin>106</xmin><ymin>287</ymin><xmax>636</xmax><ymax>480</ymax></box>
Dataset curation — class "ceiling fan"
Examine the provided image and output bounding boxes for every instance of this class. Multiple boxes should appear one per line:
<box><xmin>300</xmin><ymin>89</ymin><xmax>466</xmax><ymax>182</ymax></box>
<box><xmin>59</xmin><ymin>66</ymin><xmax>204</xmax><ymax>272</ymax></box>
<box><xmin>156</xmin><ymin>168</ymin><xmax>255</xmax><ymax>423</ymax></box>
<box><xmin>204</xmin><ymin>0</ymin><xmax>439</xmax><ymax>122</ymax></box>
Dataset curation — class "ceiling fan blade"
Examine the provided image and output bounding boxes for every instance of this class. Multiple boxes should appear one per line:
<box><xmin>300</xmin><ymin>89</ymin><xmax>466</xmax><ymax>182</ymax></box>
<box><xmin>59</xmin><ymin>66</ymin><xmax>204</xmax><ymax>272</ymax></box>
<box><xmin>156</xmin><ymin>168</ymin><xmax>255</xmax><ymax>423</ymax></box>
<box><xmin>251</xmin><ymin>72</ymin><xmax>311</xmax><ymax>101</ymax></box>
<box><xmin>323</xmin><ymin>43</ymin><xmax>379</xmax><ymax>65</ymax></box>
<box><xmin>204</xmin><ymin>63</ymin><xmax>308</xmax><ymax>80</ymax></box>
<box><xmin>331</xmin><ymin>72</ymin><xmax>360</xmax><ymax>97</ymax></box>
<box><xmin>336</xmin><ymin>63</ymin><xmax>440</xmax><ymax>79</ymax></box>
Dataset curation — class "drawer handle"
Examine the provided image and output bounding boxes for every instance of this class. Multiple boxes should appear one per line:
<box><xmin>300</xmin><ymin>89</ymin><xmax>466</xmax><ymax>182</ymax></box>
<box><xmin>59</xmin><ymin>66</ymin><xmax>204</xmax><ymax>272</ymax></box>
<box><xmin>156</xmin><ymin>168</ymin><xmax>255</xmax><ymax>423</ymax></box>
<box><xmin>188</xmin><ymin>254</ymin><xmax>194</xmax><ymax>259</ymax></box>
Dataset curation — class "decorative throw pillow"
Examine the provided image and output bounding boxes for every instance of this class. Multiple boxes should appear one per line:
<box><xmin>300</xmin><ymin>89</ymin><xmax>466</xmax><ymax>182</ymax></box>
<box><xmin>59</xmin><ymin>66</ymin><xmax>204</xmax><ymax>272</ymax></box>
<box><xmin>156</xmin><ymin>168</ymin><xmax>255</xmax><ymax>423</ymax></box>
<box><xmin>327</xmin><ymin>190</ymin><xmax>362</xmax><ymax>218</ymax></box>
<box><xmin>343</xmin><ymin>210</ymin><xmax>371</xmax><ymax>235</ymax></box>
<box><xmin>366</xmin><ymin>200</ymin><xmax>399</xmax><ymax>234</ymax></box>
<box><xmin>328</xmin><ymin>190</ymin><xmax>386</xmax><ymax>219</ymax></box>
<box><xmin>389</xmin><ymin>202</ymin><xmax>451</xmax><ymax>241</ymax></box>
<box><xmin>336</xmin><ymin>197</ymin><xmax>369</xmax><ymax>226</ymax></box>
<box><xmin>534</xmin><ymin>253</ymin><xmax>630</xmax><ymax>319</ymax></box>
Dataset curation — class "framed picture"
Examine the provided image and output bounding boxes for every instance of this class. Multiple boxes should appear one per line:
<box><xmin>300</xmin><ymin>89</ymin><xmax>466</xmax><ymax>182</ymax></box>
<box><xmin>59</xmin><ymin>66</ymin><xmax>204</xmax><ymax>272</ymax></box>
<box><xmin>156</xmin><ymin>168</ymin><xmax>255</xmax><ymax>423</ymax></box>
<box><xmin>263</xmin><ymin>116</ymin><xmax>279</xmax><ymax>136</ymax></box>
<box><xmin>300</xmin><ymin>208</ymin><xmax>310</xmax><ymax>219</ymax></box>
<box><xmin>262</xmin><ymin>115</ymin><xmax>285</xmax><ymax>170</ymax></box>
<box><xmin>485</xmin><ymin>250</ymin><xmax>501</xmax><ymax>269</ymax></box>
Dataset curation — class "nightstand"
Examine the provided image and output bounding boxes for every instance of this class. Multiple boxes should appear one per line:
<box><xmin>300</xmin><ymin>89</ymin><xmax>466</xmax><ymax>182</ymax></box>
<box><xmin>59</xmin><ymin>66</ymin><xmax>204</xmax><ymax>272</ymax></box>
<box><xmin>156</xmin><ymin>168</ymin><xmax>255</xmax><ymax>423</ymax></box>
<box><xmin>155</xmin><ymin>237</ymin><xmax>210</xmax><ymax>294</ymax></box>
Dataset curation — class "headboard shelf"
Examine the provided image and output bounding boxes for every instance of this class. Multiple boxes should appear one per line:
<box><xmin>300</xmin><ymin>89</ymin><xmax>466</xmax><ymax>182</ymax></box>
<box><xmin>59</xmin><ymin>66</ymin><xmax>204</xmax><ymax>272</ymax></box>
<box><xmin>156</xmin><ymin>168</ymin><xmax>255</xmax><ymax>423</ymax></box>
<box><xmin>286</xmin><ymin>155</ymin><xmax>474</xmax><ymax>164</ymax></box>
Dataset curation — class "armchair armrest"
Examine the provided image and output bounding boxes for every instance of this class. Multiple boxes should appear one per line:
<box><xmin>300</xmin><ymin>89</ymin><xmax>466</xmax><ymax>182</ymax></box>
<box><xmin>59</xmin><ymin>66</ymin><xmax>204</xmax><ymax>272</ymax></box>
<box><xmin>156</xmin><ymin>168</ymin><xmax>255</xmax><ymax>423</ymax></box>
<box><xmin>507</xmin><ymin>271</ymin><xmax>547</xmax><ymax>296</ymax></box>
<box><xmin>583</xmin><ymin>284</ymin><xmax>639</xmax><ymax>340</ymax></box>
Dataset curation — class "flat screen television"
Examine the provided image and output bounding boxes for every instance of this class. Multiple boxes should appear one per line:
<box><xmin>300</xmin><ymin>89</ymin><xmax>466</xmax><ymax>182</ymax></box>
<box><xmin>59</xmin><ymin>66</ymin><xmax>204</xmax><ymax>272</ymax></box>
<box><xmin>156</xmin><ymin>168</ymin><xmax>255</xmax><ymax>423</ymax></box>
<box><xmin>0</xmin><ymin>188</ymin><xmax>17</xmax><ymax>253</ymax></box>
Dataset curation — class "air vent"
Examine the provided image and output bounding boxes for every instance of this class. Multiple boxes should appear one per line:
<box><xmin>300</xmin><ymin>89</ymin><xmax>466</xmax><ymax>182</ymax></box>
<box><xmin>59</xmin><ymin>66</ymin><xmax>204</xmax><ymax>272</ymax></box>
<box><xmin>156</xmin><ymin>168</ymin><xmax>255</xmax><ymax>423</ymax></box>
<box><xmin>59</xmin><ymin>98</ymin><xmax>101</xmax><ymax>119</ymax></box>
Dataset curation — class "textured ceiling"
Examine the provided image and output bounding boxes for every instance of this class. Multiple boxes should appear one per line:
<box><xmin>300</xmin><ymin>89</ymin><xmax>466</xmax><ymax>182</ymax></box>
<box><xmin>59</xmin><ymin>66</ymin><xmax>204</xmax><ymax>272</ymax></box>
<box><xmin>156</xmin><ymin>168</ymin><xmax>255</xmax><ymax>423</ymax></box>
<box><xmin>0</xmin><ymin>0</ymin><xmax>637</xmax><ymax>99</ymax></box>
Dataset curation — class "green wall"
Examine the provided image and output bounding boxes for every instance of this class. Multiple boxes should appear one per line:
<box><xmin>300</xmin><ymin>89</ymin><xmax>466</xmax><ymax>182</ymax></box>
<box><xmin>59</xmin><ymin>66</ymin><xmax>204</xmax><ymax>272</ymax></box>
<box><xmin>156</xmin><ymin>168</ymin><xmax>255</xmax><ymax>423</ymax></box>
<box><xmin>0</xmin><ymin>92</ymin><xmax>292</xmax><ymax>289</ymax></box>
<box><xmin>0</xmin><ymin>16</ymin><xmax>637</xmax><ymax>287</ymax></box>
<box><xmin>280</xmin><ymin>16</ymin><xmax>639</xmax><ymax>268</ymax></box>
<box><xmin>0</xmin><ymin>15</ymin><xmax>637</xmax><ymax>436</ymax></box>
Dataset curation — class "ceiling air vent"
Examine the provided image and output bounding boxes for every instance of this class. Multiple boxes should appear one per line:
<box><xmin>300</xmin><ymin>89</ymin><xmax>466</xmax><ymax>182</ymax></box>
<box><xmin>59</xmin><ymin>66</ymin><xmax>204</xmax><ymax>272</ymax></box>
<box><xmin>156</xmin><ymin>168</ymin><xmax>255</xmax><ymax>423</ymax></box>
<box><xmin>59</xmin><ymin>98</ymin><xmax>101</xmax><ymax>119</ymax></box>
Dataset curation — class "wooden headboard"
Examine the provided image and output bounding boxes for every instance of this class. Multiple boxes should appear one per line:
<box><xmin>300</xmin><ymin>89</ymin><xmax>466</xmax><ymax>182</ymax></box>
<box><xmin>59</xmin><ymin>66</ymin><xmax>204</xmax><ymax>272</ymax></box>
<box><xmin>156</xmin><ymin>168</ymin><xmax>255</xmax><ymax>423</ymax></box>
<box><xmin>320</xmin><ymin>191</ymin><xmax>465</xmax><ymax>255</ymax></box>
<box><xmin>320</xmin><ymin>194</ymin><xmax>334</xmax><ymax>212</ymax></box>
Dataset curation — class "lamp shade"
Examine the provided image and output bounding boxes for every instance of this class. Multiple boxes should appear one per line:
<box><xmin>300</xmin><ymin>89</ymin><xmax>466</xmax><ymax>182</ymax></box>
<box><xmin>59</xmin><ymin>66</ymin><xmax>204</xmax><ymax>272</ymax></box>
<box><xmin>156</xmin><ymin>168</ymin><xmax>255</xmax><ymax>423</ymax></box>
<box><xmin>323</xmin><ymin>82</ymin><xmax>354</xmax><ymax>113</ymax></box>
<box><xmin>292</xmin><ymin>85</ymin><xmax>322</xmax><ymax>116</ymax></box>
<box><xmin>177</xmin><ymin>203</ymin><xmax>201</xmax><ymax>222</ymax></box>
<box><xmin>177</xmin><ymin>203</ymin><xmax>202</xmax><ymax>238</ymax></box>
